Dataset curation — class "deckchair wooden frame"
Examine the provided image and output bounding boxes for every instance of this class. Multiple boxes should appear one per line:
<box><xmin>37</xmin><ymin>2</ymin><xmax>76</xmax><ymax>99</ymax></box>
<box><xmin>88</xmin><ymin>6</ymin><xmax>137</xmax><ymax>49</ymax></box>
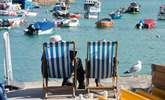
<box><xmin>42</xmin><ymin>41</ymin><xmax>77</xmax><ymax>99</ymax></box>
<box><xmin>85</xmin><ymin>41</ymin><xmax>119</xmax><ymax>97</ymax></box>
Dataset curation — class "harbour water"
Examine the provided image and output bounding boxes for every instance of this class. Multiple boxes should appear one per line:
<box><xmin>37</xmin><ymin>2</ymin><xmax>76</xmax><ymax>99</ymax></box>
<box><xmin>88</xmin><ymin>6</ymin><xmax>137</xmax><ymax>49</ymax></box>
<box><xmin>0</xmin><ymin>0</ymin><xmax>165</xmax><ymax>82</ymax></box>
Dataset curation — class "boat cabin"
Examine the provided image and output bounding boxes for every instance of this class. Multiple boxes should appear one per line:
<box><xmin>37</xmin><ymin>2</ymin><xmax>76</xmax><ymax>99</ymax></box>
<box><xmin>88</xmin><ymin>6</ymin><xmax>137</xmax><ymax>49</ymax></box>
<box><xmin>160</xmin><ymin>5</ymin><xmax>165</xmax><ymax>14</ymax></box>
<box><xmin>84</xmin><ymin>0</ymin><xmax>101</xmax><ymax>12</ymax></box>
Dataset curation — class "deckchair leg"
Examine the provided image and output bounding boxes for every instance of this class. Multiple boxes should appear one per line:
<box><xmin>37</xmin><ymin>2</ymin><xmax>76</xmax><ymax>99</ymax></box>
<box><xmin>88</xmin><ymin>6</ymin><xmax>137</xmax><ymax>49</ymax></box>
<box><xmin>86</xmin><ymin>77</ymin><xmax>90</xmax><ymax>94</ymax></box>
<box><xmin>45</xmin><ymin>78</ymin><xmax>48</xmax><ymax>98</ymax></box>
<box><xmin>43</xmin><ymin>78</ymin><xmax>47</xmax><ymax>99</ymax></box>
<box><xmin>72</xmin><ymin>87</ymin><xmax>76</xmax><ymax>97</ymax></box>
<box><xmin>43</xmin><ymin>78</ymin><xmax>48</xmax><ymax>99</ymax></box>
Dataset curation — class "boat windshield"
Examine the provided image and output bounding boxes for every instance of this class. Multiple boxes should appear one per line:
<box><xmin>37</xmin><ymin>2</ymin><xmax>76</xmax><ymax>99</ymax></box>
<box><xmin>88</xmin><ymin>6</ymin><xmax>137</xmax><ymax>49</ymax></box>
<box><xmin>130</xmin><ymin>2</ymin><xmax>138</xmax><ymax>6</ymax></box>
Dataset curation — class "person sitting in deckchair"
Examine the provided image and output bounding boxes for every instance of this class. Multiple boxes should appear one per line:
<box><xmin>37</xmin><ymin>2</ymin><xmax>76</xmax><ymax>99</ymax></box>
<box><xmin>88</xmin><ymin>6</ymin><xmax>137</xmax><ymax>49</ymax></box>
<box><xmin>42</xmin><ymin>35</ymin><xmax>85</xmax><ymax>89</ymax></box>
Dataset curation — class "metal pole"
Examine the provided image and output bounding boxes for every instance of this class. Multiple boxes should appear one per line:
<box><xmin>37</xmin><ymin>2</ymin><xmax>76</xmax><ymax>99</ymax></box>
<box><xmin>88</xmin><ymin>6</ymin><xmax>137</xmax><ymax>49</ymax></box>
<box><xmin>3</xmin><ymin>32</ymin><xmax>13</xmax><ymax>86</ymax></box>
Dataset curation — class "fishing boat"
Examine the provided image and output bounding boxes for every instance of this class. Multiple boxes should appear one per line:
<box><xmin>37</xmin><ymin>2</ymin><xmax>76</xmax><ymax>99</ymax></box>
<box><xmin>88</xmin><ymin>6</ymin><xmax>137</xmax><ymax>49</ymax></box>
<box><xmin>158</xmin><ymin>5</ymin><xmax>165</xmax><ymax>20</ymax></box>
<box><xmin>24</xmin><ymin>20</ymin><xmax>54</xmax><ymax>35</ymax></box>
<box><xmin>125</xmin><ymin>2</ymin><xmax>140</xmax><ymax>14</ymax></box>
<box><xmin>96</xmin><ymin>18</ymin><xmax>113</xmax><ymax>27</ymax></box>
<box><xmin>84</xmin><ymin>0</ymin><xmax>101</xmax><ymax>19</ymax></box>
<box><xmin>0</xmin><ymin>19</ymin><xmax>14</xmax><ymax>30</ymax></box>
<box><xmin>62</xmin><ymin>18</ymin><xmax>79</xmax><ymax>27</ymax></box>
<box><xmin>109</xmin><ymin>11</ymin><xmax>122</xmax><ymax>19</ymax></box>
<box><xmin>51</xmin><ymin>2</ymin><xmax>69</xmax><ymax>18</ymax></box>
<box><xmin>136</xmin><ymin>19</ymin><xmax>156</xmax><ymax>29</ymax></box>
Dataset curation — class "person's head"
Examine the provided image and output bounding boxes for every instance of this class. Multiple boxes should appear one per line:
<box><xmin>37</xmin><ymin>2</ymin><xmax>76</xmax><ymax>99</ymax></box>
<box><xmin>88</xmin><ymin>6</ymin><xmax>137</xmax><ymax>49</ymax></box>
<box><xmin>49</xmin><ymin>35</ymin><xmax>62</xmax><ymax>42</ymax></box>
<box><xmin>70</xmin><ymin>50</ymin><xmax>77</xmax><ymax>60</ymax></box>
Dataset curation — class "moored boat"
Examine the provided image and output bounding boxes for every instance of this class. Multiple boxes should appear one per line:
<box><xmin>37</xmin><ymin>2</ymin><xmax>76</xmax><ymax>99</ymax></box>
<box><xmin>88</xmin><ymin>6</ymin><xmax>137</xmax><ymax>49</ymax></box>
<box><xmin>8</xmin><ymin>17</ymin><xmax>25</xmax><ymax>26</ymax></box>
<box><xmin>0</xmin><ymin>19</ymin><xmax>14</xmax><ymax>30</ymax></box>
<box><xmin>51</xmin><ymin>2</ymin><xmax>69</xmax><ymax>18</ymax></box>
<box><xmin>109</xmin><ymin>11</ymin><xmax>122</xmax><ymax>19</ymax></box>
<box><xmin>96</xmin><ymin>18</ymin><xmax>113</xmax><ymax>27</ymax></box>
<box><xmin>125</xmin><ymin>2</ymin><xmax>140</xmax><ymax>14</ymax></box>
<box><xmin>0</xmin><ymin>3</ymin><xmax>9</xmax><ymax>10</ymax></box>
<box><xmin>22</xmin><ymin>10</ymin><xmax>38</xmax><ymax>16</ymax></box>
<box><xmin>62</xmin><ymin>18</ymin><xmax>79</xmax><ymax>27</ymax></box>
<box><xmin>84</xmin><ymin>0</ymin><xmax>101</xmax><ymax>19</ymax></box>
<box><xmin>24</xmin><ymin>20</ymin><xmax>54</xmax><ymax>35</ymax></box>
<box><xmin>136</xmin><ymin>19</ymin><xmax>156</xmax><ymax>29</ymax></box>
<box><xmin>158</xmin><ymin>5</ymin><xmax>165</xmax><ymax>20</ymax></box>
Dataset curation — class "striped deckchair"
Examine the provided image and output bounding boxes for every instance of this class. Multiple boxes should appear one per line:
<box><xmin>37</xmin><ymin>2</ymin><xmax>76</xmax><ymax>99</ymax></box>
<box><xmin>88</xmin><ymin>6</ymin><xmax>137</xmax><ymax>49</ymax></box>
<box><xmin>86</xmin><ymin>41</ymin><xmax>119</xmax><ymax>97</ymax></box>
<box><xmin>42</xmin><ymin>41</ymin><xmax>77</xmax><ymax>98</ymax></box>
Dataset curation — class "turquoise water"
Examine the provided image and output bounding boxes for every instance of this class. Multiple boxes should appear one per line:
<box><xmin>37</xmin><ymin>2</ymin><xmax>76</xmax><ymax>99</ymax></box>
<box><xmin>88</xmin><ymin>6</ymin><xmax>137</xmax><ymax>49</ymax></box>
<box><xmin>0</xmin><ymin>0</ymin><xmax>165</xmax><ymax>82</ymax></box>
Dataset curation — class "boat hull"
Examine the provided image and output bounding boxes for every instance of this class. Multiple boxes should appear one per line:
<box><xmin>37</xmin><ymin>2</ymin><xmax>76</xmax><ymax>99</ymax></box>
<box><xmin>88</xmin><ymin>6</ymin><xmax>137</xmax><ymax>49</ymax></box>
<box><xmin>96</xmin><ymin>22</ymin><xmax>113</xmax><ymax>27</ymax></box>
<box><xmin>84</xmin><ymin>13</ymin><xmax>98</xmax><ymax>19</ymax></box>
<box><xmin>158</xmin><ymin>14</ymin><xmax>165</xmax><ymax>20</ymax></box>
<box><xmin>38</xmin><ymin>28</ymin><xmax>53</xmax><ymax>35</ymax></box>
<box><xmin>62</xmin><ymin>18</ymin><xmax>79</xmax><ymax>27</ymax></box>
<box><xmin>110</xmin><ymin>13</ymin><xmax>122</xmax><ymax>19</ymax></box>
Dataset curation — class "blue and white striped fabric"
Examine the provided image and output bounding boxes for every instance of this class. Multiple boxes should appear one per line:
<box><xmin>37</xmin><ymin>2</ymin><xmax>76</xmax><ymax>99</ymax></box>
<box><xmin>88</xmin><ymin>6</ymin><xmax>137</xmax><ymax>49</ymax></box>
<box><xmin>43</xmin><ymin>42</ymin><xmax>72</xmax><ymax>78</ymax></box>
<box><xmin>88</xmin><ymin>41</ymin><xmax>117</xmax><ymax>79</ymax></box>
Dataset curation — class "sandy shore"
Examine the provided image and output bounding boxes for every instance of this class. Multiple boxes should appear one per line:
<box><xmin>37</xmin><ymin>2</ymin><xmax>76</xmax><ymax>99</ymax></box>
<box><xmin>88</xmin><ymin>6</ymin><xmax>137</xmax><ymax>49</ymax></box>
<box><xmin>7</xmin><ymin>75</ymin><xmax>151</xmax><ymax>100</ymax></box>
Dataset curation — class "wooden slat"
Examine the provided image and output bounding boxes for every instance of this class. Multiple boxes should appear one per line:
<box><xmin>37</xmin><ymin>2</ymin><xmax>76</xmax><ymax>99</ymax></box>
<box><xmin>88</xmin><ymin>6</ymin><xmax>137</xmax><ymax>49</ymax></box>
<box><xmin>152</xmin><ymin>64</ymin><xmax>165</xmax><ymax>73</ymax></box>
<box><xmin>152</xmin><ymin>87</ymin><xmax>165</xmax><ymax>99</ymax></box>
<box><xmin>87</xmin><ymin>86</ymin><xmax>114</xmax><ymax>90</ymax></box>
<box><xmin>152</xmin><ymin>71</ymin><xmax>165</xmax><ymax>89</ymax></box>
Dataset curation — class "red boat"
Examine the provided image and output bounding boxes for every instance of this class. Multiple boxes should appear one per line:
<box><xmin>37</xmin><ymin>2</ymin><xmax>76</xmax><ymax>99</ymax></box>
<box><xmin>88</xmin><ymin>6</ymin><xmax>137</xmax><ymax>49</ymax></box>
<box><xmin>136</xmin><ymin>19</ymin><xmax>156</xmax><ymax>29</ymax></box>
<box><xmin>67</xmin><ymin>13</ymin><xmax>81</xmax><ymax>19</ymax></box>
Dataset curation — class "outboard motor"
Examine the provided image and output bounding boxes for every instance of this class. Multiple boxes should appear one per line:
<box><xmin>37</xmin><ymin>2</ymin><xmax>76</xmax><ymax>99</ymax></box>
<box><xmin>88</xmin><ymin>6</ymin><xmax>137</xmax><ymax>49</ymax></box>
<box><xmin>136</xmin><ymin>20</ymin><xmax>144</xmax><ymax>29</ymax></box>
<box><xmin>24</xmin><ymin>24</ymin><xmax>36</xmax><ymax>35</ymax></box>
<box><xmin>2</xmin><ymin>19</ymin><xmax>9</xmax><ymax>27</ymax></box>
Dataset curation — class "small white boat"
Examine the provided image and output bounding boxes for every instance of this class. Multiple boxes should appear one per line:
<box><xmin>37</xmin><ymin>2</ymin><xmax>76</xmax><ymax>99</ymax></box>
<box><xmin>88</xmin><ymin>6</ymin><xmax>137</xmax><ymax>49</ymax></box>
<box><xmin>0</xmin><ymin>10</ymin><xmax>18</xmax><ymax>16</ymax></box>
<box><xmin>158</xmin><ymin>5</ymin><xmax>165</xmax><ymax>20</ymax></box>
<box><xmin>62</xmin><ymin>18</ymin><xmax>79</xmax><ymax>27</ymax></box>
<box><xmin>24</xmin><ymin>11</ymin><xmax>37</xmax><ymax>16</ymax></box>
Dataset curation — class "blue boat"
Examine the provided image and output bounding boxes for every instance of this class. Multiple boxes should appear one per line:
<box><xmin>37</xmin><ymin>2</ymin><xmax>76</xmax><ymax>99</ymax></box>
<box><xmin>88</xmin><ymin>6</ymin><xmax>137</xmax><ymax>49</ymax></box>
<box><xmin>24</xmin><ymin>20</ymin><xmax>54</xmax><ymax>35</ymax></box>
<box><xmin>51</xmin><ymin>2</ymin><xmax>69</xmax><ymax>18</ymax></box>
<box><xmin>109</xmin><ymin>11</ymin><xmax>122</xmax><ymax>19</ymax></box>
